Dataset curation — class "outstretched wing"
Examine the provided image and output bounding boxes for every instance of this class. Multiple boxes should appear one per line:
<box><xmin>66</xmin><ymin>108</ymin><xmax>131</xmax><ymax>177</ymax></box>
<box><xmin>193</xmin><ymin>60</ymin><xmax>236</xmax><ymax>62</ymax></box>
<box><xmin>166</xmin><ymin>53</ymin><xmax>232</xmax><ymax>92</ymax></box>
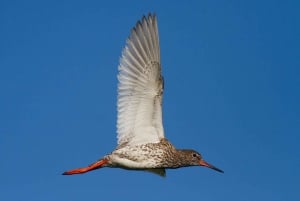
<box><xmin>117</xmin><ymin>14</ymin><xmax>164</xmax><ymax>146</ymax></box>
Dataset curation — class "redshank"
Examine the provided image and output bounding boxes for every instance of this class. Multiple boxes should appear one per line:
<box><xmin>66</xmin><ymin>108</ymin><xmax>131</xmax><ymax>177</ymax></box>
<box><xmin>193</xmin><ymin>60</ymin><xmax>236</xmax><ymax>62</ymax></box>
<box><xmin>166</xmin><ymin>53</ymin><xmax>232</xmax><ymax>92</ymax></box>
<box><xmin>63</xmin><ymin>13</ymin><xmax>223</xmax><ymax>177</ymax></box>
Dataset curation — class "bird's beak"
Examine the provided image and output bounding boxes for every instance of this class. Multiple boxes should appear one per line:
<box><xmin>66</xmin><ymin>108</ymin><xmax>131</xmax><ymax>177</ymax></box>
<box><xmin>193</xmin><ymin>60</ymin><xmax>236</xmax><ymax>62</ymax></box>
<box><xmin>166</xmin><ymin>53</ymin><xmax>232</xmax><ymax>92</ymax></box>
<box><xmin>199</xmin><ymin>159</ymin><xmax>224</xmax><ymax>173</ymax></box>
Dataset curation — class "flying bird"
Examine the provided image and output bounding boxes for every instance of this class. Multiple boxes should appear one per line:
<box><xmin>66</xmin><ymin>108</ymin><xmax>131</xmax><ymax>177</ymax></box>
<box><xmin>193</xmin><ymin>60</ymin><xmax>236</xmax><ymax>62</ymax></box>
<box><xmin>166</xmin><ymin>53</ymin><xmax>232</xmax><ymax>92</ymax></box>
<box><xmin>63</xmin><ymin>14</ymin><xmax>223</xmax><ymax>177</ymax></box>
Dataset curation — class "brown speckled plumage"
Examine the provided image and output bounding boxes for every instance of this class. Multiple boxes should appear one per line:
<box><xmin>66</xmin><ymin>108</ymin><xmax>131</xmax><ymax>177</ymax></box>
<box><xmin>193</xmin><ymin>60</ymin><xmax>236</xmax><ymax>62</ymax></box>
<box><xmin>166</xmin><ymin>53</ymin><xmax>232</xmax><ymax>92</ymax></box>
<box><xmin>109</xmin><ymin>139</ymin><xmax>213</xmax><ymax>169</ymax></box>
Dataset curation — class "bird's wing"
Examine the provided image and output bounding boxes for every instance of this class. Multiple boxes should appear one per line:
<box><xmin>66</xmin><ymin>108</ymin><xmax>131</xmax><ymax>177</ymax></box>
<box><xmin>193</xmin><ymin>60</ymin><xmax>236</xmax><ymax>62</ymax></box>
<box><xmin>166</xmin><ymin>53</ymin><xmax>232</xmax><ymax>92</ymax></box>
<box><xmin>117</xmin><ymin>14</ymin><xmax>164</xmax><ymax>146</ymax></box>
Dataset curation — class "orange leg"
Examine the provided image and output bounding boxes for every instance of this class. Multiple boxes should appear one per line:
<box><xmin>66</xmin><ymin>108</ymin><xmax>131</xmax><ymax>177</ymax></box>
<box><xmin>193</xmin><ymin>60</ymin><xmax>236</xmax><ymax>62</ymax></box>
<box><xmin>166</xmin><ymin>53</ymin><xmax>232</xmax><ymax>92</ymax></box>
<box><xmin>62</xmin><ymin>159</ymin><xmax>108</xmax><ymax>175</ymax></box>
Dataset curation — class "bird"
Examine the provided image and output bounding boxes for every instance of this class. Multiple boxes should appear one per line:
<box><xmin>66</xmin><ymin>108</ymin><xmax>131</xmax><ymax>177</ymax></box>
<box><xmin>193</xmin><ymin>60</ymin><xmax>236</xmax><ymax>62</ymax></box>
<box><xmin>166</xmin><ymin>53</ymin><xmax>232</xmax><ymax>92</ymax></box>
<box><xmin>62</xmin><ymin>13</ymin><xmax>223</xmax><ymax>177</ymax></box>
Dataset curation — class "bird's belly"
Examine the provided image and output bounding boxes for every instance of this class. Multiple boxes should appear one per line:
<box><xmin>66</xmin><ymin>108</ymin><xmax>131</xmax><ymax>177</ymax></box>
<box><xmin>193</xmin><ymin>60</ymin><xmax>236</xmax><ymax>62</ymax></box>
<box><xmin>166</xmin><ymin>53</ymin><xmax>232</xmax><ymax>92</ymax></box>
<box><xmin>109</xmin><ymin>146</ymin><xmax>164</xmax><ymax>169</ymax></box>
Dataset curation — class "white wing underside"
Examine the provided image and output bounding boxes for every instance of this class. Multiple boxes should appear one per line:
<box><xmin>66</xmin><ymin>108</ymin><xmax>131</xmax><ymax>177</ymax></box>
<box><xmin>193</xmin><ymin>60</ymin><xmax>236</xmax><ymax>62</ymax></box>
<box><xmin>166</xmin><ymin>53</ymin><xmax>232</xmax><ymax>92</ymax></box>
<box><xmin>117</xmin><ymin>14</ymin><xmax>165</xmax><ymax>146</ymax></box>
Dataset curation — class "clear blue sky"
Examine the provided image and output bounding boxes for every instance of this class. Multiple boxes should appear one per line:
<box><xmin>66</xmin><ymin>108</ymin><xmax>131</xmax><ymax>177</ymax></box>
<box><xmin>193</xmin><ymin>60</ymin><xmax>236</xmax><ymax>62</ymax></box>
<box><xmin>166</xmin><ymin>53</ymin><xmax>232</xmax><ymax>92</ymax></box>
<box><xmin>1</xmin><ymin>0</ymin><xmax>299</xmax><ymax>200</ymax></box>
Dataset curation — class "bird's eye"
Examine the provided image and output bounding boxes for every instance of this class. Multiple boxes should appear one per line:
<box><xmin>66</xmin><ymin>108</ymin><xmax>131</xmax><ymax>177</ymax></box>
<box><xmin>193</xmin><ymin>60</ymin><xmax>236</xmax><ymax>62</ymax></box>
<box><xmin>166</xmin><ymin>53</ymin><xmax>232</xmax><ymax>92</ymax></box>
<box><xmin>192</xmin><ymin>153</ymin><xmax>197</xmax><ymax>157</ymax></box>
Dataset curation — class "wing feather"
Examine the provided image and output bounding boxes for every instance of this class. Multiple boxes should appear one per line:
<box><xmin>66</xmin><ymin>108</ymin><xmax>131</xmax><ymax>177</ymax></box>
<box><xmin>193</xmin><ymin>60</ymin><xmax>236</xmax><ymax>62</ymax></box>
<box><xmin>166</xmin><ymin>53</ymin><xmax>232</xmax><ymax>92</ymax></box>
<box><xmin>117</xmin><ymin>14</ymin><xmax>164</xmax><ymax>146</ymax></box>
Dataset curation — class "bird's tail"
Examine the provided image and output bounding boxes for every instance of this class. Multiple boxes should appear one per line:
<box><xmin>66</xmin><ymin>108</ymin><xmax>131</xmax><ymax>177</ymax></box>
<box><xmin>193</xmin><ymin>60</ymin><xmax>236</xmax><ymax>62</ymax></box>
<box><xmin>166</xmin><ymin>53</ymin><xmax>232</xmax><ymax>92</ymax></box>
<box><xmin>62</xmin><ymin>159</ymin><xmax>108</xmax><ymax>175</ymax></box>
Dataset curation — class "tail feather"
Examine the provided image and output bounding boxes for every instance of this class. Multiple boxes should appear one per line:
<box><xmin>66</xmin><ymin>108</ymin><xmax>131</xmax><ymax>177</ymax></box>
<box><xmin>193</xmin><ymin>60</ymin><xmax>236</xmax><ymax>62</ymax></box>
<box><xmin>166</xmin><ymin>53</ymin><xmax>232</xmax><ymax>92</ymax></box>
<box><xmin>62</xmin><ymin>159</ymin><xmax>108</xmax><ymax>175</ymax></box>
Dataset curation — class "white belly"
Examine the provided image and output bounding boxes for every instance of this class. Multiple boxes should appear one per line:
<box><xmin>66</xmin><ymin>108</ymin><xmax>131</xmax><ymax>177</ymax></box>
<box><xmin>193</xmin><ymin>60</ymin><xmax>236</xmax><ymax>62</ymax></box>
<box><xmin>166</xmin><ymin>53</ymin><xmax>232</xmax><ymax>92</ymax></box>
<box><xmin>108</xmin><ymin>145</ymin><xmax>164</xmax><ymax>169</ymax></box>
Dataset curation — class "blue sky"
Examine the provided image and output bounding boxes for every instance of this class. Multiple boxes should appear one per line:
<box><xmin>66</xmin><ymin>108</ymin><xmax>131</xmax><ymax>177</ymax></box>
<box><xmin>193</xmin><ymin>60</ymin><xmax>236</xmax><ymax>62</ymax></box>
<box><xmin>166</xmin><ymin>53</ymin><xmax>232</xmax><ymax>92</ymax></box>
<box><xmin>1</xmin><ymin>0</ymin><xmax>299</xmax><ymax>200</ymax></box>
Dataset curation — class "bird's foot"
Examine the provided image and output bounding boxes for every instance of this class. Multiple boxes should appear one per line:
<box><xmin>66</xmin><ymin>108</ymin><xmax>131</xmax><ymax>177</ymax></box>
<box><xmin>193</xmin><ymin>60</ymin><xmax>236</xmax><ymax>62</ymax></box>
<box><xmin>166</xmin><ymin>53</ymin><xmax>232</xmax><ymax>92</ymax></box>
<box><xmin>62</xmin><ymin>159</ymin><xmax>108</xmax><ymax>175</ymax></box>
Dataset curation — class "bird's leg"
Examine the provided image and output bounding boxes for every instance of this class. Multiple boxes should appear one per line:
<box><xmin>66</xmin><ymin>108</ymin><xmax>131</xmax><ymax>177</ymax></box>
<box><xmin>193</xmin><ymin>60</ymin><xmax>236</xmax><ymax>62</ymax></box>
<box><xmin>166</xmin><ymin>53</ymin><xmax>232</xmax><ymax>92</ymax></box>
<box><xmin>62</xmin><ymin>159</ymin><xmax>108</xmax><ymax>175</ymax></box>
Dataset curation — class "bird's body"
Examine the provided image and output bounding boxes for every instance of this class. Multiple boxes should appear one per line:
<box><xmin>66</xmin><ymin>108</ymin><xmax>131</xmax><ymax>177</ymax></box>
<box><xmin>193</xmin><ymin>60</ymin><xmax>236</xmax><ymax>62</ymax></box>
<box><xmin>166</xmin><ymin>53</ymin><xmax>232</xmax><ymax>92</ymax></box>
<box><xmin>108</xmin><ymin>139</ymin><xmax>173</xmax><ymax>170</ymax></box>
<box><xmin>63</xmin><ymin>14</ymin><xmax>223</xmax><ymax>177</ymax></box>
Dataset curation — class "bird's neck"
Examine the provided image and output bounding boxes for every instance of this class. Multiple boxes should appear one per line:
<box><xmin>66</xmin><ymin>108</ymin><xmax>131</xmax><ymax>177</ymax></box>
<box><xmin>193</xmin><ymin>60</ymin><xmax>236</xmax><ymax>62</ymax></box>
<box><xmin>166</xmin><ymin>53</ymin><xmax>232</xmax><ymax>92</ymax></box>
<box><xmin>164</xmin><ymin>149</ymin><xmax>193</xmax><ymax>168</ymax></box>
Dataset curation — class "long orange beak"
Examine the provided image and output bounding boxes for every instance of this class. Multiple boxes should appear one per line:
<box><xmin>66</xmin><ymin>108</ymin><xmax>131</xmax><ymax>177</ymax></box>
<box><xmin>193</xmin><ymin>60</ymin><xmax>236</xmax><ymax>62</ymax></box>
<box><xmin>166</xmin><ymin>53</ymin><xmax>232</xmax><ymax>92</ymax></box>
<box><xmin>199</xmin><ymin>159</ymin><xmax>224</xmax><ymax>173</ymax></box>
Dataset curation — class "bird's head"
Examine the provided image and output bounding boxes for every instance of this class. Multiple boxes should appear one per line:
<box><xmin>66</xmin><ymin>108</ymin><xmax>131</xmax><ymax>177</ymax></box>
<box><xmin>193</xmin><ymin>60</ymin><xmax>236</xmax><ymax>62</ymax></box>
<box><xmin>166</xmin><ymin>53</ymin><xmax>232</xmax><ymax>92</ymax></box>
<box><xmin>179</xmin><ymin>149</ymin><xmax>224</xmax><ymax>173</ymax></box>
